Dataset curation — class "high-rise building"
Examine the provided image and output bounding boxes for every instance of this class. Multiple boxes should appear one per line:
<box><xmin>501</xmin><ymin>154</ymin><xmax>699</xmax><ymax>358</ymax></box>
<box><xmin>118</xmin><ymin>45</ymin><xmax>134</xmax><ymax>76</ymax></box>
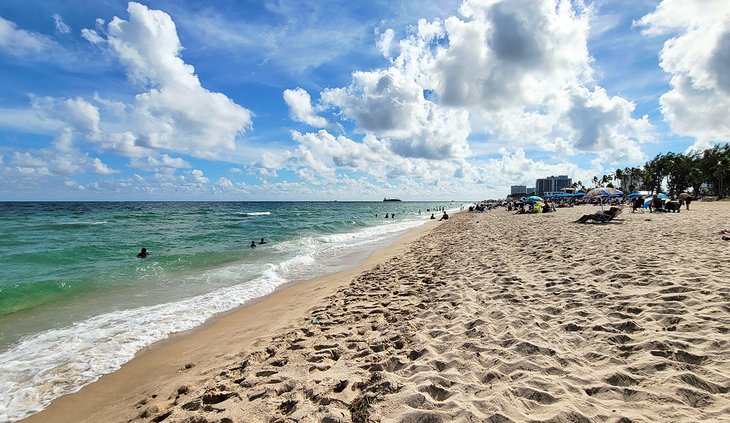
<box><xmin>510</xmin><ymin>185</ymin><xmax>527</xmax><ymax>195</ymax></box>
<box><xmin>535</xmin><ymin>175</ymin><xmax>571</xmax><ymax>196</ymax></box>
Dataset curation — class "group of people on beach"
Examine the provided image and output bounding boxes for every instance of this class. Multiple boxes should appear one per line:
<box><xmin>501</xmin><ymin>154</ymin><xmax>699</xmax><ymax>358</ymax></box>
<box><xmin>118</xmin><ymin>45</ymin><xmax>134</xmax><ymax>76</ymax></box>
<box><xmin>376</xmin><ymin>205</ymin><xmax>451</xmax><ymax>220</ymax></box>
<box><xmin>630</xmin><ymin>194</ymin><xmax>691</xmax><ymax>213</ymax></box>
<box><xmin>575</xmin><ymin>193</ymin><xmax>694</xmax><ymax>223</ymax></box>
<box><xmin>464</xmin><ymin>191</ymin><xmax>697</xmax><ymax>225</ymax></box>
<box><xmin>508</xmin><ymin>199</ymin><xmax>556</xmax><ymax>214</ymax></box>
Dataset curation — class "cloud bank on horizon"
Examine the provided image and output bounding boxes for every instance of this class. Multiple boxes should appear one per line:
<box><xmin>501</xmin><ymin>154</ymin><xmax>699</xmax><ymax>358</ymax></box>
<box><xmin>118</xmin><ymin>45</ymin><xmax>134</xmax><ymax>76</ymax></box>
<box><xmin>0</xmin><ymin>0</ymin><xmax>728</xmax><ymax>200</ymax></box>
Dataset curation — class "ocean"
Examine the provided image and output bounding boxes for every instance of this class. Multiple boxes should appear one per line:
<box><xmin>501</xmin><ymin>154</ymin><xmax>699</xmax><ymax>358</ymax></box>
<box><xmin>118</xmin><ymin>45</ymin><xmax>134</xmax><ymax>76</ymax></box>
<box><xmin>0</xmin><ymin>201</ymin><xmax>459</xmax><ymax>422</ymax></box>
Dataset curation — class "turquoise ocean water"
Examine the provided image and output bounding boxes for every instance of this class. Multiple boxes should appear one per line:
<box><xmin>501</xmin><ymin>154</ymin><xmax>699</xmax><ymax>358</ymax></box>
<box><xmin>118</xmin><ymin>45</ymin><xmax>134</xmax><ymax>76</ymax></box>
<box><xmin>0</xmin><ymin>201</ymin><xmax>459</xmax><ymax>422</ymax></box>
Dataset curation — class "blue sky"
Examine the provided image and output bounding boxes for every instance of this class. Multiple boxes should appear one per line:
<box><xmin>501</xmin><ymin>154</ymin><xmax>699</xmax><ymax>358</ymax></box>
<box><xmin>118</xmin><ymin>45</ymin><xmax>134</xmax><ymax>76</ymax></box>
<box><xmin>1</xmin><ymin>0</ymin><xmax>729</xmax><ymax>200</ymax></box>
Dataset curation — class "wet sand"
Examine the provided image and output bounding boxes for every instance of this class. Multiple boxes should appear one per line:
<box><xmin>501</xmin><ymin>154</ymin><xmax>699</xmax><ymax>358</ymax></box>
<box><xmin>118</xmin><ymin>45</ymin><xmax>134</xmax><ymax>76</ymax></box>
<box><xmin>23</xmin><ymin>202</ymin><xmax>730</xmax><ymax>422</ymax></box>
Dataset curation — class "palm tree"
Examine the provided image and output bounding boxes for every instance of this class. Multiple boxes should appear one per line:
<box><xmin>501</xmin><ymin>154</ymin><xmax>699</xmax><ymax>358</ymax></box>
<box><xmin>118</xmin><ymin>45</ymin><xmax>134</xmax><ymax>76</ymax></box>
<box><xmin>571</xmin><ymin>181</ymin><xmax>587</xmax><ymax>193</ymax></box>
<box><xmin>600</xmin><ymin>174</ymin><xmax>613</xmax><ymax>186</ymax></box>
<box><xmin>615</xmin><ymin>168</ymin><xmax>625</xmax><ymax>190</ymax></box>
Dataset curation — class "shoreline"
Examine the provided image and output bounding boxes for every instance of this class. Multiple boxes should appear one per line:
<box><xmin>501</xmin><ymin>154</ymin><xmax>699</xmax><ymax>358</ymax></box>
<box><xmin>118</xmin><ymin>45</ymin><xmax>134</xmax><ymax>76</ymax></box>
<box><xmin>23</xmin><ymin>202</ymin><xmax>730</xmax><ymax>422</ymax></box>
<box><xmin>21</xmin><ymin>217</ymin><xmax>442</xmax><ymax>423</ymax></box>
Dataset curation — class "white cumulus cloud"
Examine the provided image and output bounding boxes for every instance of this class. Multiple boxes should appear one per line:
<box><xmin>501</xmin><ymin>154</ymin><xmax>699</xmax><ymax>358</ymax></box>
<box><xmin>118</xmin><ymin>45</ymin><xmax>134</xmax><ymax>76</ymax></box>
<box><xmin>0</xmin><ymin>129</ymin><xmax>116</xmax><ymax>179</ymax></box>
<box><xmin>129</xmin><ymin>154</ymin><xmax>191</xmax><ymax>170</ymax></box>
<box><xmin>86</xmin><ymin>2</ymin><xmax>253</xmax><ymax>157</ymax></box>
<box><xmin>283</xmin><ymin>88</ymin><xmax>329</xmax><ymax>128</ymax></box>
<box><xmin>318</xmin><ymin>0</ymin><xmax>651</xmax><ymax>162</ymax></box>
<box><xmin>566</xmin><ymin>86</ymin><xmax>651</xmax><ymax>163</ymax></box>
<box><xmin>272</xmin><ymin>129</ymin><xmax>600</xmax><ymax>200</ymax></box>
<box><xmin>638</xmin><ymin>0</ymin><xmax>730</xmax><ymax>150</ymax></box>
<box><xmin>32</xmin><ymin>96</ymin><xmax>101</xmax><ymax>140</ymax></box>
<box><xmin>216</xmin><ymin>177</ymin><xmax>234</xmax><ymax>189</ymax></box>
<box><xmin>322</xmin><ymin>68</ymin><xmax>471</xmax><ymax>159</ymax></box>
<box><xmin>187</xmin><ymin>169</ymin><xmax>209</xmax><ymax>184</ymax></box>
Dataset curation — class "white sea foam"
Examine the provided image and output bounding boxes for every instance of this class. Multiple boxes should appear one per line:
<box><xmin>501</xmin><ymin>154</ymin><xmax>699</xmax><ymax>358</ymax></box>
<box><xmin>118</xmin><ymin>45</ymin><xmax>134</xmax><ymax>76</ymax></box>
<box><xmin>0</xmin><ymin>268</ymin><xmax>286</xmax><ymax>422</ymax></box>
<box><xmin>240</xmin><ymin>211</ymin><xmax>271</xmax><ymax>216</ymax></box>
<box><xmin>0</xmin><ymin>214</ymin><xmax>429</xmax><ymax>422</ymax></box>
<box><xmin>321</xmin><ymin>219</ymin><xmax>424</xmax><ymax>245</ymax></box>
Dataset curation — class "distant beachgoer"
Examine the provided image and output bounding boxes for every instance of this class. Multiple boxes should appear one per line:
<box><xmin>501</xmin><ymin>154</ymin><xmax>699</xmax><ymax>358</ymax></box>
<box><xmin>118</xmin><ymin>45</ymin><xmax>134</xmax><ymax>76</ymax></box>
<box><xmin>385</xmin><ymin>213</ymin><xmax>389</xmax><ymax>218</ymax></box>
<box><xmin>259</xmin><ymin>238</ymin><xmax>266</xmax><ymax>245</ymax></box>
<box><xmin>684</xmin><ymin>196</ymin><xmax>693</xmax><ymax>210</ymax></box>
<box><xmin>650</xmin><ymin>195</ymin><xmax>663</xmax><ymax>212</ymax></box>
<box><xmin>250</xmin><ymin>241</ymin><xmax>256</xmax><ymax>248</ymax></box>
<box><xmin>575</xmin><ymin>206</ymin><xmax>620</xmax><ymax>223</ymax></box>
<box><xmin>632</xmin><ymin>196</ymin><xmax>644</xmax><ymax>213</ymax></box>
<box><xmin>439</xmin><ymin>212</ymin><xmax>449</xmax><ymax>221</ymax></box>
<box><xmin>137</xmin><ymin>248</ymin><xmax>148</xmax><ymax>258</ymax></box>
<box><xmin>430</xmin><ymin>213</ymin><xmax>436</xmax><ymax>219</ymax></box>
<box><xmin>391</xmin><ymin>213</ymin><xmax>395</xmax><ymax>218</ymax></box>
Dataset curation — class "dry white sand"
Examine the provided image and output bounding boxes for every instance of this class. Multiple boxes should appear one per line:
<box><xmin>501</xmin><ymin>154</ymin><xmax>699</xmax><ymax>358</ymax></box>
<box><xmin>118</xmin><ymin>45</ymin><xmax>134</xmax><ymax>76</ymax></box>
<box><xmin>23</xmin><ymin>202</ymin><xmax>730</xmax><ymax>423</ymax></box>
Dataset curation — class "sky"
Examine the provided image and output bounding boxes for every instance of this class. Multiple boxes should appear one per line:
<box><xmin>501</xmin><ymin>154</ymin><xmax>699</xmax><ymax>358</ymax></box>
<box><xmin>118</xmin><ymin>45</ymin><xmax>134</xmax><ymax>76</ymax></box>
<box><xmin>0</xmin><ymin>0</ymin><xmax>729</xmax><ymax>201</ymax></box>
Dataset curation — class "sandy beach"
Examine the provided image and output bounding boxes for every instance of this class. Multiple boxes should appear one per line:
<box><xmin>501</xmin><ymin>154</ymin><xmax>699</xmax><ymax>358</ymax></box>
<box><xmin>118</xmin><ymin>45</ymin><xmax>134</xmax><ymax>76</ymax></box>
<box><xmin>23</xmin><ymin>202</ymin><xmax>730</xmax><ymax>423</ymax></box>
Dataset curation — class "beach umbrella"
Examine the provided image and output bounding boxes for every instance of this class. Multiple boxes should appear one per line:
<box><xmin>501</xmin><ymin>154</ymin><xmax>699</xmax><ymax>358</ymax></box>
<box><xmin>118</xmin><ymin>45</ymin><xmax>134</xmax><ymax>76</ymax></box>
<box><xmin>585</xmin><ymin>187</ymin><xmax>623</xmax><ymax>212</ymax></box>
<box><xmin>626</xmin><ymin>192</ymin><xmax>641</xmax><ymax>198</ymax></box>
<box><xmin>585</xmin><ymin>187</ymin><xmax>623</xmax><ymax>199</ymax></box>
<box><xmin>524</xmin><ymin>196</ymin><xmax>543</xmax><ymax>203</ymax></box>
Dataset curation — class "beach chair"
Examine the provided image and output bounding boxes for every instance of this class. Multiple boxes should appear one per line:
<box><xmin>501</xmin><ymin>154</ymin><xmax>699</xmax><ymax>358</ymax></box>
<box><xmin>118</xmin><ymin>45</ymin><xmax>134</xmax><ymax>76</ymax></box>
<box><xmin>593</xmin><ymin>207</ymin><xmax>622</xmax><ymax>223</ymax></box>
<box><xmin>575</xmin><ymin>206</ymin><xmax>622</xmax><ymax>224</ymax></box>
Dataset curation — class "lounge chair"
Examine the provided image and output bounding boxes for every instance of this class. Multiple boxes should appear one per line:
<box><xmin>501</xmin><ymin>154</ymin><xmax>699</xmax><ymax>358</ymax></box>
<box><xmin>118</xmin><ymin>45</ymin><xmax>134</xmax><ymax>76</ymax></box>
<box><xmin>575</xmin><ymin>207</ymin><xmax>622</xmax><ymax>223</ymax></box>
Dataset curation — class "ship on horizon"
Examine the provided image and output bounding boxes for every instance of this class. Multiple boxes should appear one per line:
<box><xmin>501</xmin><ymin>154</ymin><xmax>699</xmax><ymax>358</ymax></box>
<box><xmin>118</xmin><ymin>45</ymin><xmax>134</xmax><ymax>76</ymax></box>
<box><xmin>383</xmin><ymin>198</ymin><xmax>401</xmax><ymax>202</ymax></box>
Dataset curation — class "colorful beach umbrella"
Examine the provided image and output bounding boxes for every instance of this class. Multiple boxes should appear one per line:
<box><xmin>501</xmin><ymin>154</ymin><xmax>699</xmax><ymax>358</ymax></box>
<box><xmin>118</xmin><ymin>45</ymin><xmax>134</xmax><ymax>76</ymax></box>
<box><xmin>524</xmin><ymin>196</ymin><xmax>543</xmax><ymax>203</ymax></box>
<box><xmin>585</xmin><ymin>187</ymin><xmax>623</xmax><ymax>198</ymax></box>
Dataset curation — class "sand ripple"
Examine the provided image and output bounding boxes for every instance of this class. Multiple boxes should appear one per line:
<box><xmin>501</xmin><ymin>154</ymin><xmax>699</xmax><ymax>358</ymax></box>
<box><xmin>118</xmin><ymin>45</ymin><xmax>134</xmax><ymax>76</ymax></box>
<box><xmin>125</xmin><ymin>203</ymin><xmax>730</xmax><ymax>423</ymax></box>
